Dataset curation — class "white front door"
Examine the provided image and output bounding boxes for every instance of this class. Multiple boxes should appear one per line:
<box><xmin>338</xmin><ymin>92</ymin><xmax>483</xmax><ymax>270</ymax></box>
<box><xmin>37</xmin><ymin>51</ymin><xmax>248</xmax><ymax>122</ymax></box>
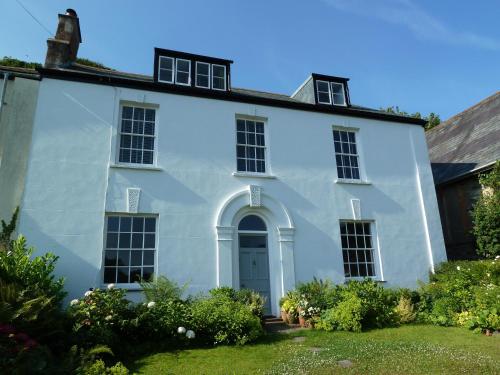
<box><xmin>239</xmin><ymin>234</ymin><xmax>271</xmax><ymax>314</ymax></box>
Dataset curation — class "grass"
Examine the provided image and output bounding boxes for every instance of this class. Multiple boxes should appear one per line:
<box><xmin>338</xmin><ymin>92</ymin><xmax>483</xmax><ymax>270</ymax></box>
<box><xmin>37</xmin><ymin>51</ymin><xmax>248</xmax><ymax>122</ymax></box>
<box><xmin>127</xmin><ymin>325</ymin><xmax>500</xmax><ymax>374</ymax></box>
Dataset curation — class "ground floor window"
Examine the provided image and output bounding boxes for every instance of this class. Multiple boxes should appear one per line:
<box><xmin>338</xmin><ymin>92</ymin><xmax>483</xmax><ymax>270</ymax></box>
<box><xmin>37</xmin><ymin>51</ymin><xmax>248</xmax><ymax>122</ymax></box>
<box><xmin>339</xmin><ymin>221</ymin><xmax>376</xmax><ymax>278</ymax></box>
<box><xmin>103</xmin><ymin>215</ymin><xmax>156</xmax><ymax>284</ymax></box>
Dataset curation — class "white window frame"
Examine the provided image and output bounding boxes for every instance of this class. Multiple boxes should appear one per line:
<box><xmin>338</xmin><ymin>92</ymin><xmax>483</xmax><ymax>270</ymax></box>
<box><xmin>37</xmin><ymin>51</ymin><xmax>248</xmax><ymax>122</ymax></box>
<box><xmin>339</xmin><ymin>220</ymin><xmax>380</xmax><ymax>280</ymax></box>
<box><xmin>117</xmin><ymin>104</ymin><xmax>158</xmax><ymax>167</ymax></box>
<box><xmin>175</xmin><ymin>58</ymin><xmax>191</xmax><ymax>86</ymax></box>
<box><xmin>195</xmin><ymin>61</ymin><xmax>211</xmax><ymax>89</ymax></box>
<box><xmin>157</xmin><ymin>56</ymin><xmax>174</xmax><ymax>84</ymax></box>
<box><xmin>235</xmin><ymin>116</ymin><xmax>268</xmax><ymax>175</ymax></box>
<box><xmin>331</xmin><ymin>82</ymin><xmax>347</xmax><ymax>106</ymax></box>
<box><xmin>332</xmin><ymin>126</ymin><xmax>364</xmax><ymax>182</ymax></box>
<box><xmin>211</xmin><ymin>64</ymin><xmax>227</xmax><ymax>91</ymax></box>
<box><xmin>102</xmin><ymin>214</ymin><xmax>159</xmax><ymax>288</ymax></box>
<box><xmin>316</xmin><ymin>80</ymin><xmax>332</xmax><ymax>104</ymax></box>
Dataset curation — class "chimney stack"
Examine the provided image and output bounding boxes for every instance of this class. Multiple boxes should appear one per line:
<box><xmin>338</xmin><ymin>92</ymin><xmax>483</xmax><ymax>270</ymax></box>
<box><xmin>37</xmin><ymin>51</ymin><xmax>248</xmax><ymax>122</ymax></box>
<box><xmin>44</xmin><ymin>9</ymin><xmax>82</xmax><ymax>68</ymax></box>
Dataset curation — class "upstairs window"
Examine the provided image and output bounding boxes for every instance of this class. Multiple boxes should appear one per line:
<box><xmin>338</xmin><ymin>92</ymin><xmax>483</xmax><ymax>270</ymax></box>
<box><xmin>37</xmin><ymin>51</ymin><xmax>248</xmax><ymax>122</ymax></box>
<box><xmin>333</xmin><ymin>128</ymin><xmax>360</xmax><ymax>180</ymax></box>
<box><xmin>158</xmin><ymin>56</ymin><xmax>174</xmax><ymax>83</ymax></box>
<box><xmin>175</xmin><ymin>58</ymin><xmax>191</xmax><ymax>85</ymax></box>
<box><xmin>340</xmin><ymin>221</ymin><xmax>376</xmax><ymax>278</ymax></box>
<box><xmin>119</xmin><ymin>105</ymin><xmax>156</xmax><ymax>165</ymax></box>
<box><xmin>316</xmin><ymin>80</ymin><xmax>331</xmax><ymax>104</ymax></box>
<box><xmin>331</xmin><ymin>82</ymin><xmax>346</xmax><ymax>106</ymax></box>
<box><xmin>212</xmin><ymin>64</ymin><xmax>226</xmax><ymax>90</ymax></box>
<box><xmin>236</xmin><ymin>118</ymin><xmax>266</xmax><ymax>173</ymax></box>
<box><xmin>196</xmin><ymin>62</ymin><xmax>210</xmax><ymax>88</ymax></box>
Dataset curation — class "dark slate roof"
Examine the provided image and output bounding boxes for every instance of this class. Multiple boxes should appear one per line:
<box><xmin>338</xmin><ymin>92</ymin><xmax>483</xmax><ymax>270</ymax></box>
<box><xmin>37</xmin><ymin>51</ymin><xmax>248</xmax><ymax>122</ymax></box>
<box><xmin>36</xmin><ymin>63</ymin><xmax>425</xmax><ymax>126</ymax></box>
<box><xmin>426</xmin><ymin>91</ymin><xmax>500</xmax><ymax>185</ymax></box>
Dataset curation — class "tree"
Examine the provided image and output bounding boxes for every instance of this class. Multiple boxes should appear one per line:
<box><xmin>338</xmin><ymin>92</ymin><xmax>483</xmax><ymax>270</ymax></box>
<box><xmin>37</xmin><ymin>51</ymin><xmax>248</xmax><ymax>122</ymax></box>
<box><xmin>380</xmin><ymin>106</ymin><xmax>441</xmax><ymax>131</ymax></box>
<box><xmin>0</xmin><ymin>56</ymin><xmax>111</xmax><ymax>70</ymax></box>
<box><xmin>472</xmin><ymin>161</ymin><xmax>500</xmax><ymax>258</ymax></box>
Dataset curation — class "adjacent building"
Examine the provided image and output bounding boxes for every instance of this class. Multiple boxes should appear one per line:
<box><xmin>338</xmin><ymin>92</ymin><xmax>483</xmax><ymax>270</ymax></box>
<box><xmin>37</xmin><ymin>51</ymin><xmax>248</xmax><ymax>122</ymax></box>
<box><xmin>426</xmin><ymin>92</ymin><xmax>500</xmax><ymax>260</ymax></box>
<box><xmin>1</xmin><ymin>10</ymin><xmax>447</xmax><ymax>315</ymax></box>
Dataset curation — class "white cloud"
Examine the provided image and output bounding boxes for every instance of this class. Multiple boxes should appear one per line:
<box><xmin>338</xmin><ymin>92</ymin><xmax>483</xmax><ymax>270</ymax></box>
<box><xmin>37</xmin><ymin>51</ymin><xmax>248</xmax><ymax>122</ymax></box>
<box><xmin>322</xmin><ymin>0</ymin><xmax>500</xmax><ymax>50</ymax></box>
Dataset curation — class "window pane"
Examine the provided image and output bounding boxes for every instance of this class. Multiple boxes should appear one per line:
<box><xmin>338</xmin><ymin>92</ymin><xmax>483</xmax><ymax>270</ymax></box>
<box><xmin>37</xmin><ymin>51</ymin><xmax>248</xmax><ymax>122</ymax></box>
<box><xmin>119</xmin><ymin>149</ymin><xmax>130</xmax><ymax>163</ymax></box>
<box><xmin>143</xmin><ymin>151</ymin><xmax>153</xmax><ymax>164</ymax></box>
<box><xmin>159</xmin><ymin>69</ymin><xmax>173</xmax><ymax>82</ymax></box>
<box><xmin>143</xmin><ymin>137</ymin><xmax>154</xmax><ymax>150</ymax></box>
<box><xmin>118</xmin><ymin>250</ymin><xmax>130</xmax><ymax>266</ymax></box>
<box><xmin>247</xmin><ymin>121</ymin><xmax>255</xmax><ymax>132</ymax></box>
<box><xmin>237</xmin><ymin>146</ymin><xmax>246</xmax><ymax>158</ymax></box>
<box><xmin>318</xmin><ymin>92</ymin><xmax>330</xmax><ymax>103</ymax></box>
<box><xmin>237</xmin><ymin>132</ymin><xmax>246</xmax><ymax>144</ymax></box>
<box><xmin>235</xmin><ymin>119</ymin><xmax>266</xmax><ymax>174</ymax></box>
<box><xmin>212</xmin><ymin>77</ymin><xmax>225</xmax><ymax>90</ymax></box>
<box><xmin>144</xmin><ymin>122</ymin><xmax>155</xmax><ymax>135</ymax></box>
<box><xmin>160</xmin><ymin>57</ymin><xmax>173</xmax><ymax>70</ymax></box>
<box><xmin>177</xmin><ymin>71</ymin><xmax>189</xmax><ymax>84</ymax></box>
<box><xmin>177</xmin><ymin>59</ymin><xmax>190</xmax><ymax>72</ymax></box>
<box><xmin>236</xmin><ymin>119</ymin><xmax>245</xmax><ymax>131</ymax></box>
<box><xmin>256</xmin><ymin>122</ymin><xmax>264</xmax><ymax>133</ymax></box>
<box><xmin>130</xmin><ymin>268</ymin><xmax>141</xmax><ymax>283</ymax></box>
<box><xmin>145</xmin><ymin>218</ymin><xmax>156</xmax><ymax>232</ymax></box>
<box><xmin>144</xmin><ymin>234</ymin><xmax>155</xmax><ymax>248</ymax></box>
<box><xmin>106</xmin><ymin>233</ymin><xmax>118</xmax><ymax>248</ymax></box>
<box><xmin>104</xmin><ymin>268</ymin><xmax>117</xmax><ymax>283</ymax></box>
<box><xmin>133</xmin><ymin>217</ymin><xmax>144</xmax><ymax>232</ymax></box>
<box><xmin>317</xmin><ymin>81</ymin><xmax>329</xmax><ymax>92</ymax></box>
<box><xmin>122</xmin><ymin>107</ymin><xmax>133</xmax><ymax>119</ymax></box>
<box><xmin>119</xmin><ymin>233</ymin><xmax>131</xmax><ymax>248</ymax></box>
<box><xmin>237</xmin><ymin>158</ymin><xmax>246</xmax><ymax>171</ymax></box>
<box><xmin>197</xmin><ymin>62</ymin><xmax>209</xmax><ymax>75</ymax></box>
<box><xmin>117</xmin><ymin>268</ymin><xmax>129</xmax><ymax>283</ymax></box>
<box><xmin>212</xmin><ymin>65</ymin><xmax>225</xmax><ymax>78</ymax></box>
<box><xmin>108</xmin><ymin>217</ymin><xmax>119</xmax><ymax>232</ymax></box>
<box><xmin>142</xmin><ymin>267</ymin><xmax>154</xmax><ymax>281</ymax></box>
<box><xmin>121</xmin><ymin>120</ymin><xmax>132</xmax><ymax>133</ymax></box>
<box><xmin>143</xmin><ymin>251</ymin><xmax>154</xmax><ymax>266</ymax></box>
<box><xmin>132</xmin><ymin>233</ymin><xmax>143</xmax><ymax>248</ymax></box>
<box><xmin>145</xmin><ymin>109</ymin><xmax>155</xmax><ymax>122</ymax></box>
<box><xmin>130</xmin><ymin>250</ymin><xmax>142</xmax><ymax>266</ymax></box>
<box><xmin>105</xmin><ymin>250</ymin><xmax>117</xmax><ymax>266</ymax></box>
<box><xmin>197</xmin><ymin>75</ymin><xmax>209</xmax><ymax>88</ymax></box>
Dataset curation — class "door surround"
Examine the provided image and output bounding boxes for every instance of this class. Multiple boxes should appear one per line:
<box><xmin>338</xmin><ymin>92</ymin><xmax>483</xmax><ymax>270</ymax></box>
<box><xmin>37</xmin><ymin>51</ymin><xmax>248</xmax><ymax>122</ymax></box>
<box><xmin>215</xmin><ymin>186</ymin><xmax>295</xmax><ymax>316</ymax></box>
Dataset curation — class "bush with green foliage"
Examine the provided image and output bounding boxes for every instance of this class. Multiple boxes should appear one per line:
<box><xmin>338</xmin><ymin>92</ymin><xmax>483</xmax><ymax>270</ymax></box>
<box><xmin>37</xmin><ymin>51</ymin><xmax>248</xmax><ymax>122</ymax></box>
<box><xmin>472</xmin><ymin>161</ymin><xmax>500</xmax><ymax>258</ymax></box>
<box><xmin>68</xmin><ymin>287</ymin><xmax>135</xmax><ymax>349</ymax></box>
<box><xmin>316</xmin><ymin>291</ymin><xmax>363</xmax><ymax>332</ymax></box>
<box><xmin>140</xmin><ymin>275</ymin><xmax>188</xmax><ymax>302</ymax></box>
<box><xmin>190</xmin><ymin>291</ymin><xmax>264</xmax><ymax>345</ymax></box>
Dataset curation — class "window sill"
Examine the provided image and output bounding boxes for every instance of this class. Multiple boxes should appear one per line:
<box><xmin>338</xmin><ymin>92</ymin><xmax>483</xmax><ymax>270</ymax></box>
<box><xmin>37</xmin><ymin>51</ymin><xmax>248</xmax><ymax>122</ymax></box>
<box><xmin>344</xmin><ymin>277</ymin><xmax>385</xmax><ymax>283</ymax></box>
<box><xmin>102</xmin><ymin>283</ymin><xmax>143</xmax><ymax>291</ymax></box>
<box><xmin>232</xmin><ymin>172</ymin><xmax>277</xmax><ymax>179</ymax></box>
<box><xmin>335</xmin><ymin>179</ymin><xmax>371</xmax><ymax>185</ymax></box>
<box><xmin>109</xmin><ymin>163</ymin><xmax>163</xmax><ymax>172</ymax></box>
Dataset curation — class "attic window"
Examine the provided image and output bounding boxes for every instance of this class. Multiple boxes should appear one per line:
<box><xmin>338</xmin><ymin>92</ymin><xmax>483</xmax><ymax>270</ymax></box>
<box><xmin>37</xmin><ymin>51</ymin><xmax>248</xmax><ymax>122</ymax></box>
<box><xmin>175</xmin><ymin>58</ymin><xmax>191</xmax><ymax>86</ymax></box>
<box><xmin>158</xmin><ymin>56</ymin><xmax>174</xmax><ymax>83</ymax></box>
<box><xmin>316</xmin><ymin>80</ymin><xmax>331</xmax><ymax>104</ymax></box>
<box><xmin>331</xmin><ymin>82</ymin><xmax>346</xmax><ymax>106</ymax></box>
<box><xmin>212</xmin><ymin>64</ymin><xmax>226</xmax><ymax>91</ymax></box>
<box><xmin>196</xmin><ymin>62</ymin><xmax>210</xmax><ymax>88</ymax></box>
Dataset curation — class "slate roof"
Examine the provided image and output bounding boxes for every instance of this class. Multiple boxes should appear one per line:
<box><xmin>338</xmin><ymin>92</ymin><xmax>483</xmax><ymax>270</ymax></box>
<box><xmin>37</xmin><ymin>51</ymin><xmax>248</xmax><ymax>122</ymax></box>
<box><xmin>426</xmin><ymin>92</ymin><xmax>500</xmax><ymax>185</ymax></box>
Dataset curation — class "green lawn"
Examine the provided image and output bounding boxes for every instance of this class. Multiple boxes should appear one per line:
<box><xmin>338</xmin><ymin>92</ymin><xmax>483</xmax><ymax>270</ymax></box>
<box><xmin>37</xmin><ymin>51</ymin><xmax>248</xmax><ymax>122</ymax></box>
<box><xmin>128</xmin><ymin>325</ymin><xmax>500</xmax><ymax>374</ymax></box>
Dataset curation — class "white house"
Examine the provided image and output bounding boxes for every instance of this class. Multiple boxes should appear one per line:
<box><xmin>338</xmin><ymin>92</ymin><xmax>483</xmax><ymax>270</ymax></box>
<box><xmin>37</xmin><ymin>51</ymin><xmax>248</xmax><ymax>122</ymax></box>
<box><xmin>7</xmin><ymin>10</ymin><xmax>447</xmax><ymax>315</ymax></box>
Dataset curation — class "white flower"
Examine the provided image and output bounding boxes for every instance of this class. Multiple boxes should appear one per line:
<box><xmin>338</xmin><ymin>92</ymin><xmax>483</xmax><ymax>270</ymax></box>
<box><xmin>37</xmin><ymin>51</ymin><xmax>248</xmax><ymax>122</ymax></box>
<box><xmin>186</xmin><ymin>330</ymin><xmax>195</xmax><ymax>339</ymax></box>
<box><xmin>107</xmin><ymin>283</ymin><xmax>115</xmax><ymax>290</ymax></box>
<box><xmin>147</xmin><ymin>301</ymin><xmax>156</xmax><ymax>308</ymax></box>
<box><xmin>84</xmin><ymin>290</ymin><xmax>93</xmax><ymax>297</ymax></box>
<box><xmin>105</xmin><ymin>315</ymin><xmax>112</xmax><ymax>321</ymax></box>
<box><xmin>495</xmin><ymin>255</ymin><xmax>500</xmax><ymax>260</ymax></box>
<box><xmin>487</xmin><ymin>273</ymin><xmax>491</xmax><ymax>277</ymax></box>
<box><xmin>456</xmin><ymin>266</ymin><xmax>461</xmax><ymax>271</ymax></box>
<box><xmin>177</xmin><ymin>326</ymin><xmax>186</xmax><ymax>334</ymax></box>
<box><xmin>70</xmin><ymin>299</ymin><xmax>79</xmax><ymax>306</ymax></box>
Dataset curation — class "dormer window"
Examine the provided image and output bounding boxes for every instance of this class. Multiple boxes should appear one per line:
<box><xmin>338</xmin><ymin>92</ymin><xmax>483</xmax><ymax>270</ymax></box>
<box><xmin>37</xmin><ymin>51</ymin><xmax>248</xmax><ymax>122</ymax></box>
<box><xmin>196</xmin><ymin>62</ymin><xmax>210</xmax><ymax>88</ymax></box>
<box><xmin>175</xmin><ymin>58</ymin><xmax>191</xmax><ymax>85</ymax></box>
<box><xmin>154</xmin><ymin>48</ymin><xmax>233</xmax><ymax>92</ymax></box>
<box><xmin>212</xmin><ymin>64</ymin><xmax>226</xmax><ymax>91</ymax></box>
<box><xmin>331</xmin><ymin>82</ymin><xmax>346</xmax><ymax>106</ymax></box>
<box><xmin>316</xmin><ymin>80</ymin><xmax>332</xmax><ymax>104</ymax></box>
<box><xmin>158</xmin><ymin>56</ymin><xmax>174</xmax><ymax>83</ymax></box>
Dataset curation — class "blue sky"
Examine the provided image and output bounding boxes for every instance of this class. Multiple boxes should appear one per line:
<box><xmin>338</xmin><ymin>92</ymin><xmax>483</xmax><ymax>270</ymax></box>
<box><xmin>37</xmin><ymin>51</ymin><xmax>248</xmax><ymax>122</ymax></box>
<box><xmin>1</xmin><ymin>0</ymin><xmax>499</xmax><ymax>120</ymax></box>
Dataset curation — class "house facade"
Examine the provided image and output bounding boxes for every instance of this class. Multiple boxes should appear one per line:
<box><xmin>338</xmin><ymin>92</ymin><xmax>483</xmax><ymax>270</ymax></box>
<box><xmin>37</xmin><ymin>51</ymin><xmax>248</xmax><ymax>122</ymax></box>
<box><xmin>426</xmin><ymin>92</ymin><xmax>500</xmax><ymax>260</ymax></box>
<box><xmin>4</xmin><ymin>10</ymin><xmax>447</xmax><ymax>315</ymax></box>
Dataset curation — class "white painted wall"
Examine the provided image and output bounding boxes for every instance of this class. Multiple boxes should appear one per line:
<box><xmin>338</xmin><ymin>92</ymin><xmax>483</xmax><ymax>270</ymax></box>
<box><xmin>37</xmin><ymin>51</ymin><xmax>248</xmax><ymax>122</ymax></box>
<box><xmin>18</xmin><ymin>78</ymin><xmax>446</xmax><ymax>314</ymax></box>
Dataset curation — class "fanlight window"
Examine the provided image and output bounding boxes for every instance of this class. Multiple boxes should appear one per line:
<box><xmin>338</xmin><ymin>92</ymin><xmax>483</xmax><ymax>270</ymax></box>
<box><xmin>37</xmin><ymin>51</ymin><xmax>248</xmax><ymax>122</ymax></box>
<box><xmin>238</xmin><ymin>215</ymin><xmax>266</xmax><ymax>231</ymax></box>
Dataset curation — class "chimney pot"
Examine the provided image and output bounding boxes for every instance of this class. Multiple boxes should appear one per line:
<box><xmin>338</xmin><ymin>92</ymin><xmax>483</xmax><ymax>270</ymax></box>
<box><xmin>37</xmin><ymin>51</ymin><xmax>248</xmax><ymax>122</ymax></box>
<box><xmin>66</xmin><ymin>9</ymin><xmax>77</xmax><ymax>17</ymax></box>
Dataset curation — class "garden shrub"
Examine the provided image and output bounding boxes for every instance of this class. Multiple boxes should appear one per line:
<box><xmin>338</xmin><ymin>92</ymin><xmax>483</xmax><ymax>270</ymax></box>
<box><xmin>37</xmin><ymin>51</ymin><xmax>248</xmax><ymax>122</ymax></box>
<box><xmin>190</xmin><ymin>292</ymin><xmax>264</xmax><ymax>345</ymax></box>
<box><xmin>394</xmin><ymin>295</ymin><xmax>416</xmax><ymax>324</ymax></box>
<box><xmin>472</xmin><ymin>161</ymin><xmax>500</xmax><ymax>258</ymax></box>
<box><xmin>316</xmin><ymin>292</ymin><xmax>363</xmax><ymax>332</ymax></box>
<box><xmin>140</xmin><ymin>275</ymin><xmax>187</xmax><ymax>302</ymax></box>
<box><xmin>68</xmin><ymin>287</ymin><xmax>135</xmax><ymax>349</ymax></box>
<box><xmin>209</xmin><ymin>287</ymin><xmax>266</xmax><ymax>319</ymax></box>
<box><xmin>135</xmin><ymin>299</ymin><xmax>192</xmax><ymax>343</ymax></box>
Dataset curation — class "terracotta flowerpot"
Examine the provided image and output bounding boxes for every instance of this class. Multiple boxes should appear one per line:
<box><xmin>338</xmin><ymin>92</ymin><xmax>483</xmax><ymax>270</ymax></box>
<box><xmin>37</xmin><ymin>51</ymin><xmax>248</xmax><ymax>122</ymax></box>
<box><xmin>298</xmin><ymin>315</ymin><xmax>306</xmax><ymax>327</ymax></box>
<box><xmin>288</xmin><ymin>312</ymin><xmax>298</xmax><ymax>324</ymax></box>
<box><xmin>281</xmin><ymin>310</ymin><xmax>289</xmax><ymax>324</ymax></box>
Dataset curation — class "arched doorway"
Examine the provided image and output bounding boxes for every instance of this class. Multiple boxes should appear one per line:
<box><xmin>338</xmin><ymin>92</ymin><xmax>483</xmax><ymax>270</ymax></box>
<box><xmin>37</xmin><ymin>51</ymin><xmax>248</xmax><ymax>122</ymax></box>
<box><xmin>238</xmin><ymin>214</ymin><xmax>271</xmax><ymax>314</ymax></box>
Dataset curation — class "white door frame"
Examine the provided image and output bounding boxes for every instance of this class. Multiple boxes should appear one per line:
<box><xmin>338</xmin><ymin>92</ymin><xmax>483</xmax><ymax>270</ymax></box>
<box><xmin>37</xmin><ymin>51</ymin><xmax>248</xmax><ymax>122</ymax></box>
<box><xmin>215</xmin><ymin>185</ymin><xmax>295</xmax><ymax>316</ymax></box>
